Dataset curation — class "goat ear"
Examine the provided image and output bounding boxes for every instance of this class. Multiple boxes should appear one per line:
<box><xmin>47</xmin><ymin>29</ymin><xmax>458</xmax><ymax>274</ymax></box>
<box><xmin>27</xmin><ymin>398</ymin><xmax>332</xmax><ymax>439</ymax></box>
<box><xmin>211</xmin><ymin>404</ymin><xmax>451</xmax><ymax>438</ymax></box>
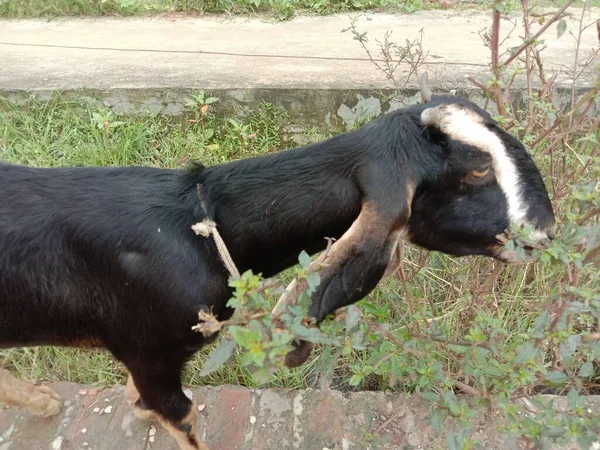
<box><xmin>280</xmin><ymin>185</ymin><xmax>414</xmax><ymax>368</ymax></box>
<box><xmin>420</xmin><ymin>106</ymin><xmax>442</xmax><ymax>127</ymax></box>
<box><xmin>419</xmin><ymin>72</ymin><xmax>432</xmax><ymax>103</ymax></box>
<box><xmin>280</xmin><ymin>201</ymin><xmax>409</xmax><ymax>368</ymax></box>
<box><xmin>305</xmin><ymin>200</ymin><xmax>410</xmax><ymax>323</ymax></box>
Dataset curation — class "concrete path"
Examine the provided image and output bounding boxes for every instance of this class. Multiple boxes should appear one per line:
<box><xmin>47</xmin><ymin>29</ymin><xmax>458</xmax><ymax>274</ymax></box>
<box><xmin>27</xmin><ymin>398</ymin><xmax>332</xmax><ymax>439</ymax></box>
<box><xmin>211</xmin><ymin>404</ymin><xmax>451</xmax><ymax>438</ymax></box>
<box><xmin>0</xmin><ymin>8</ymin><xmax>598</xmax><ymax>93</ymax></box>
<box><xmin>2</xmin><ymin>382</ymin><xmax>599</xmax><ymax>450</ymax></box>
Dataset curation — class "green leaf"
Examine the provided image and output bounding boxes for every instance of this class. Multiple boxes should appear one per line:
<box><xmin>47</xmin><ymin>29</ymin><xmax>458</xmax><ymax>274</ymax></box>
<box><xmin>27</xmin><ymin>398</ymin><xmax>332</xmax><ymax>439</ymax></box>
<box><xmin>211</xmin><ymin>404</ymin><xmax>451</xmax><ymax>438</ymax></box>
<box><xmin>298</xmin><ymin>250</ymin><xmax>311</xmax><ymax>269</ymax></box>
<box><xmin>349</xmin><ymin>374</ymin><xmax>362</xmax><ymax>386</ymax></box>
<box><xmin>557</xmin><ymin>19</ymin><xmax>567</xmax><ymax>38</ymax></box>
<box><xmin>252</xmin><ymin>368</ymin><xmax>272</xmax><ymax>385</ymax></box>
<box><xmin>448</xmin><ymin>344</ymin><xmax>468</xmax><ymax>354</ymax></box>
<box><xmin>516</xmin><ymin>342</ymin><xmax>537</xmax><ymax>364</ymax></box>
<box><xmin>567</xmin><ymin>387</ymin><xmax>580</xmax><ymax>409</ymax></box>
<box><xmin>559</xmin><ymin>335</ymin><xmax>581</xmax><ymax>361</ymax></box>
<box><xmin>447</xmin><ymin>431</ymin><xmax>460</xmax><ymax>450</ymax></box>
<box><xmin>533</xmin><ymin>310</ymin><xmax>551</xmax><ymax>332</ymax></box>
<box><xmin>307</xmin><ymin>271</ymin><xmax>320</xmax><ymax>291</ymax></box>
<box><xmin>230</xmin><ymin>326</ymin><xmax>251</xmax><ymax>347</ymax></box>
<box><xmin>546</xmin><ymin>371</ymin><xmax>568</xmax><ymax>384</ymax></box>
<box><xmin>578</xmin><ymin>361</ymin><xmax>594</xmax><ymax>378</ymax></box>
<box><xmin>200</xmin><ymin>339</ymin><xmax>237</xmax><ymax>376</ymax></box>
<box><xmin>248</xmin><ymin>319</ymin><xmax>263</xmax><ymax>340</ymax></box>
<box><xmin>421</xmin><ymin>390</ymin><xmax>440</xmax><ymax>402</ymax></box>
<box><xmin>546</xmin><ymin>426</ymin><xmax>566</xmax><ymax>438</ymax></box>
<box><xmin>204</xmin><ymin>97</ymin><xmax>220</xmax><ymax>105</ymax></box>
<box><xmin>427</xmin><ymin>409</ymin><xmax>445</xmax><ymax>433</ymax></box>
<box><xmin>364</xmin><ymin>408</ymin><xmax>374</xmax><ymax>428</ymax></box>
<box><xmin>108</xmin><ymin>120</ymin><xmax>125</xmax><ymax>129</ymax></box>
<box><xmin>379</xmin><ymin>433</ymin><xmax>392</xmax><ymax>444</ymax></box>
<box><xmin>345</xmin><ymin>305</ymin><xmax>362</xmax><ymax>331</ymax></box>
<box><xmin>203</xmin><ymin>128</ymin><xmax>214</xmax><ymax>139</ymax></box>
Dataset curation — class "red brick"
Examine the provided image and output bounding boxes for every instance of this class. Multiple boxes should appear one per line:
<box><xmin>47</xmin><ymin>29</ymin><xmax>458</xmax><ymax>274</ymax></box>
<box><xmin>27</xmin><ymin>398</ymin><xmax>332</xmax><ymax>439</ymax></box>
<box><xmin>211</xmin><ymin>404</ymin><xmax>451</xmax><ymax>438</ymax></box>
<box><xmin>205</xmin><ymin>385</ymin><xmax>252</xmax><ymax>450</ymax></box>
<box><xmin>251</xmin><ymin>389</ymin><xmax>294</xmax><ymax>450</ymax></box>
<box><xmin>304</xmin><ymin>389</ymin><xmax>344</xmax><ymax>447</ymax></box>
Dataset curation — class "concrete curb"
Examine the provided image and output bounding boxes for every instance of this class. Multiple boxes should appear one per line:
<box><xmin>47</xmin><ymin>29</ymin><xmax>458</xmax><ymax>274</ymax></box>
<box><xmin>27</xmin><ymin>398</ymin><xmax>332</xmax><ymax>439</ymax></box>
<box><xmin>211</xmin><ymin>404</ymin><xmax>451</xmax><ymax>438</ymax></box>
<box><xmin>2</xmin><ymin>86</ymin><xmax>596</xmax><ymax>137</ymax></box>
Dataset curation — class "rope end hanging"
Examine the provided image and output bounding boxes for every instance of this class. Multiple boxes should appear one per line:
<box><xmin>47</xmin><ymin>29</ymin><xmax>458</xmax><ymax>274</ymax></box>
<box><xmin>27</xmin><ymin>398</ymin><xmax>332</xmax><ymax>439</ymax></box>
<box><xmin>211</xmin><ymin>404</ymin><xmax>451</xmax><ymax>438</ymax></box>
<box><xmin>193</xmin><ymin>184</ymin><xmax>241</xmax><ymax>279</ymax></box>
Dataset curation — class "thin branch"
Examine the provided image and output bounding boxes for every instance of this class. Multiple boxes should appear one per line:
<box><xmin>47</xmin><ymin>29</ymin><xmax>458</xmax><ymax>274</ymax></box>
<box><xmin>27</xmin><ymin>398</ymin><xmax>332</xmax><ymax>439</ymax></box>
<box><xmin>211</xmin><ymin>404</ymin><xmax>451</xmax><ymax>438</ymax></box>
<box><xmin>534</xmin><ymin>87</ymin><xmax>598</xmax><ymax>149</ymax></box>
<box><xmin>521</xmin><ymin>0</ymin><xmax>535</xmax><ymax>134</ymax></box>
<box><xmin>578</xmin><ymin>208</ymin><xmax>599</xmax><ymax>225</ymax></box>
<box><xmin>503</xmin><ymin>0</ymin><xmax>576</xmax><ymax>67</ymax></box>
<box><xmin>491</xmin><ymin>0</ymin><xmax>506</xmax><ymax>115</ymax></box>
<box><xmin>468</xmin><ymin>75</ymin><xmax>493</xmax><ymax>95</ymax></box>
<box><xmin>570</xmin><ymin>0</ymin><xmax>589</xmax><ymax>112</ymax></box>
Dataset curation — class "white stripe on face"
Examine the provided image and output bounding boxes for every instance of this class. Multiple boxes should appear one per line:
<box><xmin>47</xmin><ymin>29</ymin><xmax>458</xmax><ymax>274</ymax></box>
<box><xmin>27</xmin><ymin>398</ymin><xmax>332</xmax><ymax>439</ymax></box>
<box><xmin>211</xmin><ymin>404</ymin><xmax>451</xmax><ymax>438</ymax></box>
<box><xmin>421</xmin><ymin>104</ymin><xmax>528</xmax><ymax>226</ymax></box>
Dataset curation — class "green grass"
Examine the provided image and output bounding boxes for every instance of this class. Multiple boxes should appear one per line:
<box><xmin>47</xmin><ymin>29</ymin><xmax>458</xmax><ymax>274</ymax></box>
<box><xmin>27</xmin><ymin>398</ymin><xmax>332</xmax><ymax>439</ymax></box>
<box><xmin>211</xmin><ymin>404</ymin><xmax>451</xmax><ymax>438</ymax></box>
<box><xmin>2</xmin><ymin>93</ymin><xmax>596</xmax><ymax>396</ymax></box>
<box><xmin>0</xmin><ymin>0</ymin><xmax>447</xmax><ymax>19</ymax></box>
<box><xmin>2</xmin><ymin>0</ymin><xmax>598</xmax><ymax>20</ymax></box>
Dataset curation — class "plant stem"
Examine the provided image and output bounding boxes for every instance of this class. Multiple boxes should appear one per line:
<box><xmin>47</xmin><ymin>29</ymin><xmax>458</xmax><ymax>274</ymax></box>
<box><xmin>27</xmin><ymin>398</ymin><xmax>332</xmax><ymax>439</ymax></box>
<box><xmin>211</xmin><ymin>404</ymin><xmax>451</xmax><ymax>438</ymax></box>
<box><xmin>491</xmin><ymin>0</ymin><xmax>506</xmax><ymax>115</ymax></box>
<box><xmin>503</xmin><ymin>0</ymin><xmax>576</xmax><ymax>67</ymax></box>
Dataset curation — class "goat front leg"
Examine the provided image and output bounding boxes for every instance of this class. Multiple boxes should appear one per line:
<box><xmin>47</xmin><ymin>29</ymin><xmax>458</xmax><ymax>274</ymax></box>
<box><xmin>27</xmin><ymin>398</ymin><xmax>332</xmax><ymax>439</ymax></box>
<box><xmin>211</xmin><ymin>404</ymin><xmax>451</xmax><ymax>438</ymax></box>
<box><xmin>125</xmin><ymin>361</ymin><xmax>208</xmax><ymax>450</ymax></box>
<box><xmin>0</xmin><ymin>367</ymin><xmax>62</xmax><ymax>417</ymax></box>
<box><xmin>125</xmin><ymin>373</ymin><xmax>157</xmax><ymax>421</ymax></box>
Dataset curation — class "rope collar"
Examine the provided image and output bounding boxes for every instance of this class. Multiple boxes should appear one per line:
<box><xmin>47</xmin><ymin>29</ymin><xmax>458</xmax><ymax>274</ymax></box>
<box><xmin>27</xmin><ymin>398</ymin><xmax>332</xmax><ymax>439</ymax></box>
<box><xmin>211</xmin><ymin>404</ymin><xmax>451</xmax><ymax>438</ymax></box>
<box><xmin>191</xmin><ymin>183</ymin><xmax>241</xmax><ymax>279</ymax></box>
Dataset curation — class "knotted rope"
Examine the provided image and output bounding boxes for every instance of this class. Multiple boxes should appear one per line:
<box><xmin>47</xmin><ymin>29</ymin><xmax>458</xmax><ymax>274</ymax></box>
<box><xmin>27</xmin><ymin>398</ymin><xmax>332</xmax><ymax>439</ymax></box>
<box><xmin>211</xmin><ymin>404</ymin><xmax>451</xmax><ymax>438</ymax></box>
<box><xmin>192</xmin><ymin>183</ymin><xmax>241</xmax><ymax>279</ymax></box>
<box><xmin>191</xmin><ymin>219</ymin><xmax>240</xmax><ymax>279</ymax></box>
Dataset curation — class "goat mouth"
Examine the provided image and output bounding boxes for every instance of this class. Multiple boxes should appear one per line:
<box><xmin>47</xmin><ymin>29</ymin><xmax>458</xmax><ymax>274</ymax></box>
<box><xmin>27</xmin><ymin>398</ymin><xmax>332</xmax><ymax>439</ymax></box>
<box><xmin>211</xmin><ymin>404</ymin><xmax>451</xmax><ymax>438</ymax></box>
<box><xmin>493</xmin><ymin>249</ymin><xmax>535</xmax><ymax>265</ymax></box>
<box><xmin>492</xmin><ymin>238</ymin><xmax>545</xmax><ymax>265</ymax></box>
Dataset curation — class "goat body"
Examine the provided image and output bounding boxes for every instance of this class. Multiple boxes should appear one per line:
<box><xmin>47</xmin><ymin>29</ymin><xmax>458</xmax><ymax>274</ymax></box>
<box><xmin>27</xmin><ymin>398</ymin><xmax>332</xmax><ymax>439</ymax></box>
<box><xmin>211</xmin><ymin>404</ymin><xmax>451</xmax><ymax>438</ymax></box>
<box><xmin>0</xmin><ymin>96</ymin><xmax>556</xmax><ymax>450</ymax></box>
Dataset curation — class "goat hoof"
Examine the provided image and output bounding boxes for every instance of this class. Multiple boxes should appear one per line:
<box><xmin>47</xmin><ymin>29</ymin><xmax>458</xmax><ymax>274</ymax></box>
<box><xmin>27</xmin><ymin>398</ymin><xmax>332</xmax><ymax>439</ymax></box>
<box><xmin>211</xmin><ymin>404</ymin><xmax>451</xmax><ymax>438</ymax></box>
<box><xmin>27</xmin><ymin>385</ymin><xmax>62</xmax><ymax>418</ymax></box>
<box><xmin>284</xmin><ymin>340</ymin><xmax>314</xmax><ymax>368</ymax></box>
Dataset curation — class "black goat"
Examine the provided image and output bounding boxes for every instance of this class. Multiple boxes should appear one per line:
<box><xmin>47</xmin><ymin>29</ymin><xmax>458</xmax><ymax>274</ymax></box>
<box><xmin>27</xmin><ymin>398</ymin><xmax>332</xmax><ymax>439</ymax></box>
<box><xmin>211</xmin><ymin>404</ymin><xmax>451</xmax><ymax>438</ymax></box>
<box><xmin>0</xmin><ymin>94</ymin><xmax>556</xmax><ymax>450</ymax></box>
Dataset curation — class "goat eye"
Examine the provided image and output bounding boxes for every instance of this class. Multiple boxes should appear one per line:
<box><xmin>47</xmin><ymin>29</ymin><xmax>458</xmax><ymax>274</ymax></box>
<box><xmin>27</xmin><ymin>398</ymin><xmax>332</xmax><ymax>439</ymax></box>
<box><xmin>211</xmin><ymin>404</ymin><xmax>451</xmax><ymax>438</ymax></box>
<box><xmin>471</xmin><ymin>168</ymin><xmax>489</xmax><ymax>178</ymax></box>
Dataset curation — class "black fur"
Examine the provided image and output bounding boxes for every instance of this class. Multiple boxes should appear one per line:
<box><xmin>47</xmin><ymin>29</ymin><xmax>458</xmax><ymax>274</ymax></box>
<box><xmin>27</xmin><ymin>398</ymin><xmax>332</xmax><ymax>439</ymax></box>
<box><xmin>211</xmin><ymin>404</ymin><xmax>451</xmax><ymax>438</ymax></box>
<box><xmin>0</xmin><ymin>96</ymin><xmax>555</xmax><ymax>443</ymax></box>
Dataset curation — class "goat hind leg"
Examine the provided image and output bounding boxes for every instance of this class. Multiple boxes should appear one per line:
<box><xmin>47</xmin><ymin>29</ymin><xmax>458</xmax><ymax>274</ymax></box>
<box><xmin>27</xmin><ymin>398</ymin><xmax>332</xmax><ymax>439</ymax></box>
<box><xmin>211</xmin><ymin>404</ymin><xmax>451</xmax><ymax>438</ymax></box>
<box><xmin>127</xmin><ymin>362</ymin><xmax>208</xmax><ymax>450</ymax></box>
<box><xmin>0</xmin><ymin>367</ymin><xmax>62</xmax><ymax>417</ymax></box>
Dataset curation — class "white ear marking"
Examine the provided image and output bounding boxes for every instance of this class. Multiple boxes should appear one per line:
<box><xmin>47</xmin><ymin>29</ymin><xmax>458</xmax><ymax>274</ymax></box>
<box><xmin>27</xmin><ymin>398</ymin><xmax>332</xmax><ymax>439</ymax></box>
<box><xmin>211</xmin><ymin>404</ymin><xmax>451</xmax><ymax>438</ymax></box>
<box><xmin>429</xmin><ymin>104</ymin><xmax>528</xmax><ymax>225</ymax></box>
